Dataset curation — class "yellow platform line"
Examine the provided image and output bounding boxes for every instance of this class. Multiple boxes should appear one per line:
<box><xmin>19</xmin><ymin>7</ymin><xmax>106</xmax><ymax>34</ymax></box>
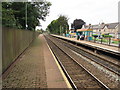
<box><xmin>46</xmin><ymin>43</ymin><xmax>72</xmax><ymax>88</ymax></box>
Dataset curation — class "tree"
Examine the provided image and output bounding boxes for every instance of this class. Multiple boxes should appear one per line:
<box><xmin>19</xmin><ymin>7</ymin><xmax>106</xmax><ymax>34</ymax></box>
<box><xmin>47</xmin><ymin>15</ymin><xmax>69</xmax><ymax>35</ymax></box>
<box><xmin>2</xmin><ymin>2</ymin><xmax>17</xmax><ymax>28</ymax></box>
<box><xmin>2</xmin><ymin>1</ymin><xmax>51</xmax><ymax>30</ymax></box>
<box><xmin>57</xmin><ymin>15</ymin><xmax>69</xmax><ymax>34</ymax></box>
<box><xmin>73</xmin><ymin>19</ymin><xmax>85</xmax><ymax>31</ymax></box>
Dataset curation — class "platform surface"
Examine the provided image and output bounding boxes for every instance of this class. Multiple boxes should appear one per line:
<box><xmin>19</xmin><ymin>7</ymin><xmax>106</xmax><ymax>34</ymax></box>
<box><xmin>52</xmin><ymin>34</ymin><xmax>120</xmax><ymax>54</ymax></box>
<box><xmin>2</xmin><ymin>34</ymin><xmax>70</xmax><ymax>88</ymax></box>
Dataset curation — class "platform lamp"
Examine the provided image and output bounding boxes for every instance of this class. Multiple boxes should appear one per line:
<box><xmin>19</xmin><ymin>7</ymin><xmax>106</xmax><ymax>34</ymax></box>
<box><xmin>66</xmin><ymin>25</ymin><xmax>67</xmax><ymax>34</ymax></box>
<box><xmin>60</xmin><ymin>25</ymin><xmax>61</xmax><ymax>35</ymax></box>
<box><xmin>25</xmin><ymin>1</ymin><xmax>28</xmax><ymax>30</ymax></box>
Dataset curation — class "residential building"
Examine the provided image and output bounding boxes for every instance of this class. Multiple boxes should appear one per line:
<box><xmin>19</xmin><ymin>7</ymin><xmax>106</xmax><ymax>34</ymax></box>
<box><xmin>84</xmin><ymin>22</ymin><xmax>120</xmax><ymax>39</ymax></box>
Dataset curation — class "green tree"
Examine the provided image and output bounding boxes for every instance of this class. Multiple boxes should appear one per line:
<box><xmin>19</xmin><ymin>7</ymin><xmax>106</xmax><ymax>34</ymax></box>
<box><xmin>73</xmin><ymin>19</ymin><xmax>85</xmax><ymax>31</ymax></box>
<box><xmin>2</xmin><ymin>1</ymin><xmax>51</xmax><ymax>30</ymax></box>
<box><xmin>47</xmin><ymin>15</ymin><xmax>69</xmax><ymax>35</ymax></box>
<box><xmin>2</xmin><ymin>2</ymin><xmax>17</xmax><ymax>27</ymax></box>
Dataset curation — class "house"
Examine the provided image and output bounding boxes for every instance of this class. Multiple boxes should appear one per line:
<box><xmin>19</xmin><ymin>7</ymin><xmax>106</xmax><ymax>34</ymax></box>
<box><xmin>91</xmin><ymin>23</ymin><xmax>105</xmax><ymax>35</ymax></box>
<box><xmin>104</xmin><ymin>22</ymin><xmax>119</xmax><ymax>38</ymax></box>
<box><xmin>90</xmin><ymin>22</ymin><xmax>119</xmax><ymax>39</ymax></box>
<box><xmin>69</xmin><ymin>22</ymin><xmax>120</xmax><ymax>39</ymax></box>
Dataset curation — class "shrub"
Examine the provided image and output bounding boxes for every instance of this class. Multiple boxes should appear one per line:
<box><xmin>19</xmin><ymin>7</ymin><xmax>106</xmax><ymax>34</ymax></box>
<box><xmin>92</xmin><ymin>34</ymin><xmax>98</xmax><ymax>38</ymax></box>
<box><xmin>102</xmin><ymin>34</ymin><xmax>112</xmax><ymax>38</ymax></box>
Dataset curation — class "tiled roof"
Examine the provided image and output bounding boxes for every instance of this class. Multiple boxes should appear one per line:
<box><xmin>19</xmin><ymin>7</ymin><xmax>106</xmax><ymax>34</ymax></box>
<box><xmin>77</xmin><ymin>29</ymin><xmax>93</xmax><ymax>32</ymax></box>
<box><xmin>99</xmin><ymin>24</ymin><xmax>105</xmax><ymax>29</ymax></box>
<box><xmin>91</xmin><ymin>25</ymin><xmax>99</xmax><ymax>29</ymax></box>
<box><xmin>83</xmin><ymin>22</ymin><xmax>119</xmax><ymax>30</ymax></box>
<box><xmin>106</xmin><ymin>22</ymin><xmax>119</xmax><ymax>29</ymax></box>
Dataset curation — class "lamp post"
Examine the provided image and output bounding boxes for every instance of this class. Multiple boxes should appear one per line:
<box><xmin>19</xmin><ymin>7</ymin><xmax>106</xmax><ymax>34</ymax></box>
<box><xmin>60</xmin><ymin>25</ymin><xmax>61</xmax><ymax>35</ymax></box>
<box><xmin>26</xmin><ymin>2</ymin><xmax>28</xmax><ymax>30</ymax></box>
<box><xmin>65</xmin><ymin>25</ymin><xmax>68</xmax><ymax>37</ymax></box>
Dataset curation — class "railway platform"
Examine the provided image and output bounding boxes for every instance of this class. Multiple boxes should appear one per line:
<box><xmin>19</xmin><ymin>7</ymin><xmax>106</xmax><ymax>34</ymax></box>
<box><xmin>2</xmin><ymin>34</ymin><xmax>71</xmax><ymax>89</ymax></box>
<box><xmin>51</xmin><ymin>34</ymin><xmax>120</xmax><ymax>56</ymax></box>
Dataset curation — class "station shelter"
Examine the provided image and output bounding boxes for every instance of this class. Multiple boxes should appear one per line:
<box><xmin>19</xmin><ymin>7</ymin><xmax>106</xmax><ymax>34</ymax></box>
<box><xmin>76</xmin><ymin>29</ymin><xmax>93</xmax><ymax>41</ymax></box>
<box><xmin>68</xmin><ymin>29</ymin><xmax>76</xmax><ymax>38</ymax></box>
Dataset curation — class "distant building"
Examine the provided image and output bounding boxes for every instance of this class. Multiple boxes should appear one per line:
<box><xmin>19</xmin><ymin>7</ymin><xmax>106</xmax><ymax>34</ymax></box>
<box><xmin>103</xmin><ymin>22</ymin><xmax>119</xmax><ymax>38</ymax></box>
<box><xmin>82</xmin><ymin>22</ymin><xmax>120</xmax><ymax>39</ymax></box>
<box><xmin>69</xmin><ymin>22</ymin><xmax>119</xmax><ymax>39</ymax></box>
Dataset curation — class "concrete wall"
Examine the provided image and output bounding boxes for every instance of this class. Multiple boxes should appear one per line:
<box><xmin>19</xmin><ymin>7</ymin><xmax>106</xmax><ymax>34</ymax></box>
<box><xmin>2</xmin><ymin>27</ymin><xmax>39</xmax><ymax>73</ymax></box>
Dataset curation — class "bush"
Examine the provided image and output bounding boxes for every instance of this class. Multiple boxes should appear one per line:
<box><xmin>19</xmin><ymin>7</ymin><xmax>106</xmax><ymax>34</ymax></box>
<box><xmin>102</xmin><ymin>34</ymin><xmax>112</xmax><ymax>38</ymax></box>
<box><xmin>92</xmin><ymin>34</ymin><xmax>98</xmax><ymax>38</ymax></box>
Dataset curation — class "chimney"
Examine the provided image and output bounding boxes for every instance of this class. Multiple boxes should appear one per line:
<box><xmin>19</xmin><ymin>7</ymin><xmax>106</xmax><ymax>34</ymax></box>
<box><xmin>89</xmin><ymin>24</ymin><xmax>91</xmax><ymax>26</ymax></box>
<box><xmin>101</xmin><ymin>22</ymin><xmax>105</xmax><ymax>25</ymax></box>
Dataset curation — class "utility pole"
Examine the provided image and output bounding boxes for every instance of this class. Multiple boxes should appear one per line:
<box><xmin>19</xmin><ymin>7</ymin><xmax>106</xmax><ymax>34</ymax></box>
<box><xmin>65</xmin><ymin>25</ymin><xmax>67</xmax><ymax>33</ymax></box>
<box><xmin>26</xmin><ymin>2</ymin><xmax>28</xmax><ymax>30</ymax></box>
<box><xmin>61</xmin><ymin>26</ymin><xmax>63</xmax><ymax>35</ymax></box>
<box><xmin>60</xmin><ymin>26</ymin><xmax>61</xmax><ymax>35</ymax></box>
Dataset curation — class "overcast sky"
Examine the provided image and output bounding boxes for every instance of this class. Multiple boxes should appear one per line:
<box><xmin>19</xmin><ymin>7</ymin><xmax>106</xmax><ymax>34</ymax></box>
<box><xmin>36</xmin><ymin>0</ymin><xmax>120</xmax><ymax>30</ymax></box>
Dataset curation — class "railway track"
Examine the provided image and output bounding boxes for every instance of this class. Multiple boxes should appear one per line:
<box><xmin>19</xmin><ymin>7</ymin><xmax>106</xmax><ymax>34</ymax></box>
<box><xmin>49</xmin><ymin>35</ymin><xmax>120</xmax><ymax>76</ymax></box>
<box><xmin>45</xmin><ymin>35</ymin><xmax>110</xmax><ymax>89</ymax></box>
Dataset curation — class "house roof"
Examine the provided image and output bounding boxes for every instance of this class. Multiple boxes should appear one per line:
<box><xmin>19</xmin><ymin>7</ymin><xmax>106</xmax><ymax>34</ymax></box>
<box><xmin>99</xmin><ymin>24</ymin><xmax>105</xmax><ymax>29</ymax></box>
<box><xmin>91</xmin><ymin>25</ymin><xmax>99</xmax><ymax>29</ymax></box>
<box><xmin>106</xmin><ymin>22</ymin><xmax>119</xmax><ymax>29</ymax></box>
<box><xmin>91</xmin><ymin>24</ymin><xmax>105</xmax><ymax>29</ymax></box>
<box><xmin>83</xmin><ymin>22</ymin><xmax>119</xmax><ymax>30</ymax></box>
<box><xmin>74</xmin><ymin>22</ymin><xmax>120</xmax><ymax>32</ymax></box>
<box><xmin>83</xmin><ymin>25</ymin><xmax>93</xmax><ymax>29</ymax></box>
<box><xmin>77</xmin><ymin>29</ymin><xmax>93</xmax><ymax>32</ymax></box>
